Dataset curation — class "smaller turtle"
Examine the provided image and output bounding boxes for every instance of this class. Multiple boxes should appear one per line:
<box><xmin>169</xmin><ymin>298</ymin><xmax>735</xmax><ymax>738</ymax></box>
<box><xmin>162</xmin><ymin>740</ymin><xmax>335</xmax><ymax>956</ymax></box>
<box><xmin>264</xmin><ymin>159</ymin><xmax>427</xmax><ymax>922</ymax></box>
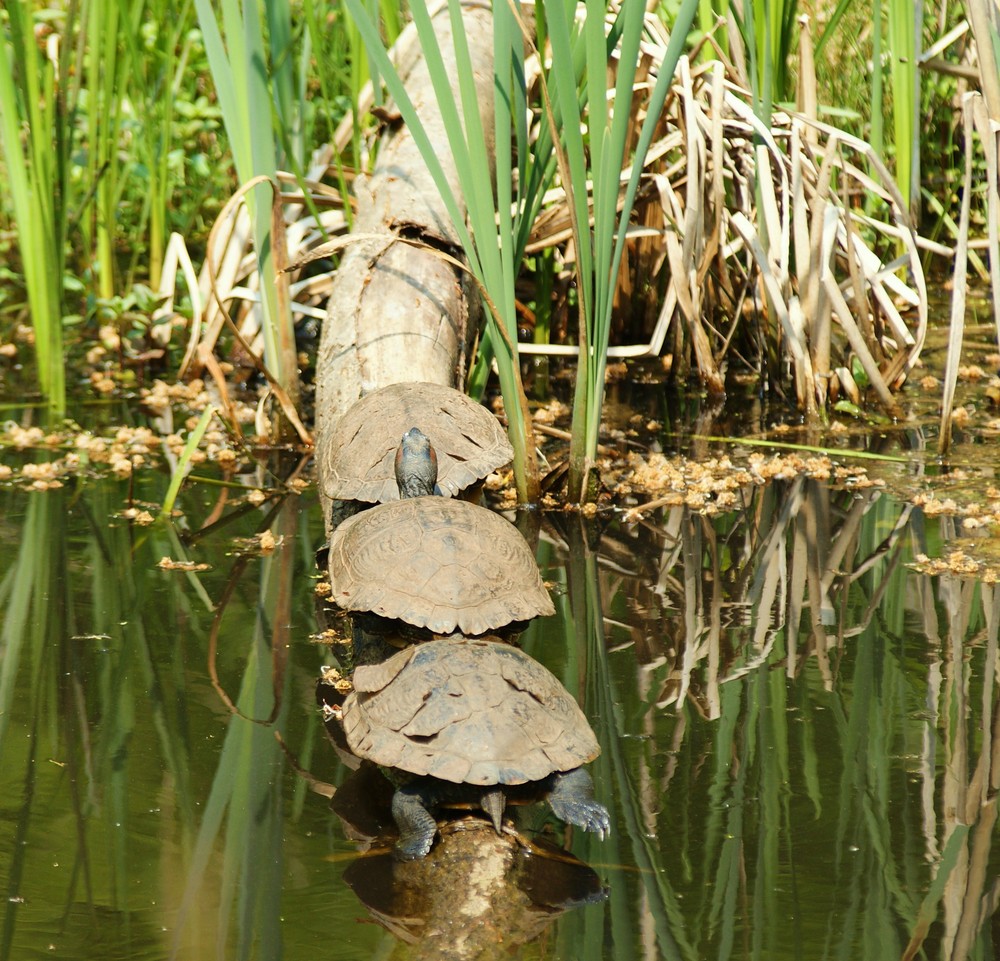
<box><xmin>327</xmin><ymin>428</ymin><xmax>553</xmax><ymax>636</ymax></box>
<box><xmin>340</xmin><ymin>638</ymin><xmax>610</xmax><ymax>859</ymax></box>
<box><xmin>320</xmin><ymin>381</ymin><xmax>512</xmax><ymax>505</ymax></box>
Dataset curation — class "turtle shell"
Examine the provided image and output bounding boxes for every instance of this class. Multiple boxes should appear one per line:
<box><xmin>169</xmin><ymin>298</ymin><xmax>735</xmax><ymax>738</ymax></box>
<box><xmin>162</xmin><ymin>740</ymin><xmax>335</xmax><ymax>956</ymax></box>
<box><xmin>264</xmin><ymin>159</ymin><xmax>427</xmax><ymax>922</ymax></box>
<box><xmin>321</xmin><ymin>382</ymin><xmax>512</xmax><ymax>503</ymax></box>
<box><xmin>341</xmin><ymin>639</ymin><xmax>600</xmax><ymax>786</ymax></box>
<box><xmin>327</xmin><ymin>497</ymin><xmax>554</xmax><ymax>635</ymax></box>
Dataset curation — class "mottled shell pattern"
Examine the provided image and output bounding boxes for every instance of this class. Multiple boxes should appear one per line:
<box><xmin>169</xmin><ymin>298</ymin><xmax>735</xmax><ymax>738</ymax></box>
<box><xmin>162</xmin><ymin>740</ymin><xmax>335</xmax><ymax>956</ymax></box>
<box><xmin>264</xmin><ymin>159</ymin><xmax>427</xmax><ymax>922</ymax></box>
<box><xmin>321</xmin><ymin>382</ymin><xmax>513</xmax><ymax>503</ymax></box>
<box><xmin>341</xmin><ymin>639</ymin><xmax>600</xmax><ymax>785</ymax></box>
<box><xmin>327</xmin><ymin>496</ymin><xmax>555</xmax><ymax>635</ymax></box>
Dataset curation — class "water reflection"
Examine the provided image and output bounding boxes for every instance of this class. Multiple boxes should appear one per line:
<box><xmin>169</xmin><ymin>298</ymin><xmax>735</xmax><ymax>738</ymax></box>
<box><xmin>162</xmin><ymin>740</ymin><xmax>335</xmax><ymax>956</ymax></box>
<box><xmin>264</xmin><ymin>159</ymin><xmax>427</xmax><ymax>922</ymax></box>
<box><xmin>525</xmin><ymin>479</ymin><xmax>1000</xmax><ymax>960</ymax></box>
<box><xmin>0</xmin><ymin>471</ymin><xmax>998</xmax><ymax>959</ymax></box>
<box><xmin>340</xmin><ymin>824</ymin><xmax>604</xmax><ymax>958</ymax></box>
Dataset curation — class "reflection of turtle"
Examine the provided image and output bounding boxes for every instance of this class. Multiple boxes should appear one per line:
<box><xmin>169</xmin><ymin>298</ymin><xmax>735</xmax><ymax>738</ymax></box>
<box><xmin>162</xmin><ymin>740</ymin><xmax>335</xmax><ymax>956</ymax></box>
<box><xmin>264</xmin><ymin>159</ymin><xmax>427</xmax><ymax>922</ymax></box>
<box><xmin>327</xmin><ymin>428</ymin><xmax>553</xmax><ymax>636</ymax></box>
<box><xmin>320</xmin><ymin>381</ymin><xmax>512</xmax><ymax>504</ymax></box>
<box><xmin>340</xmin><ymin>638</ymin><xmax>610</xmax><ymax>859</ymax></box>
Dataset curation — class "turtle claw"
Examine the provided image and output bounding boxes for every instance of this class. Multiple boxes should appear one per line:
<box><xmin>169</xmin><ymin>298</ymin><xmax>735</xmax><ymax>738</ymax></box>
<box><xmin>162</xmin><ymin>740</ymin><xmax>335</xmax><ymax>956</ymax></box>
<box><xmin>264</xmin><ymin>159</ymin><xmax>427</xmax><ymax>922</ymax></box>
<box><xmin>392</xmin><ymin>785</ymin><xmax>439</xmax><ymax>860</ymax></box>
<box><xmin>548</xmin><ymin>768</ymin><xmax>610</xmax><ymax>841</ymax></box>
<box><xmin>395</xmin><ymin>830</ymin><xmax>436</xmax><ymax>861</ymax></box>
<box><xmin>480</xmin><ymin>787</ymin><xmax>506</xmax><ymax>834</ymax></box>
<box><xmin>579</xmin><ymin>801</ymin><xmax>612</xmax><ymax>840</ymax></box>
<box><xmin>550</xmin><ymin>797</ymin><xmax>611</xmax><ymax>840</ymax></box>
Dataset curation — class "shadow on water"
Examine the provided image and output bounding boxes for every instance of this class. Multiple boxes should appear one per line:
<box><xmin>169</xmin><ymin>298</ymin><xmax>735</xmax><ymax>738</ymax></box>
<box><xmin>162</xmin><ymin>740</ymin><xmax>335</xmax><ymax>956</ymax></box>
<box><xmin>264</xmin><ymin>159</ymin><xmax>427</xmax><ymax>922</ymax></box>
<box><xmin>1</xmin><ymin>460</ymin><xmax>999</xmax><ymax>959</ymax></box>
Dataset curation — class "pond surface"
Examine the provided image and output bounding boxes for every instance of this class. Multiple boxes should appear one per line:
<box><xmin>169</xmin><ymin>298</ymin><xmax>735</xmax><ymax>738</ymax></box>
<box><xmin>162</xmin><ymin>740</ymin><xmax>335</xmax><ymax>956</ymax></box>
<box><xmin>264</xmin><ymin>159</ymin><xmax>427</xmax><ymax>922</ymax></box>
<box><xmin>1</xmin><ymin>416</ymin><xmax>999</xmax><ymax>961</ymax></box>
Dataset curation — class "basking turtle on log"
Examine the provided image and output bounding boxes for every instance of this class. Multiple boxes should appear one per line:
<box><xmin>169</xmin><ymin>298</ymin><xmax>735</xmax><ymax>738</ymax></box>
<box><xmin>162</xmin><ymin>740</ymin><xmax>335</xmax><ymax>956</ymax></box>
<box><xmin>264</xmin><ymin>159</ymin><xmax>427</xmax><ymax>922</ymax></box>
<box><xmin>320</xmin><ymin>381</ymin><xmax>512</xmax><ymax>509</ymax></box>
<box><xmin>322</xmin><ymin>426</ymin><xmax>606</xmax><ymax>859</ymax></box>
<box><xmin>339</xmin><ymin>638</ymin><xmax>610</xmax><ymax>860</ymax></box>
<box><xmin>326</xmin><ymin>426</ymin><xmax>553</xmax><ymax>637</ymax></box>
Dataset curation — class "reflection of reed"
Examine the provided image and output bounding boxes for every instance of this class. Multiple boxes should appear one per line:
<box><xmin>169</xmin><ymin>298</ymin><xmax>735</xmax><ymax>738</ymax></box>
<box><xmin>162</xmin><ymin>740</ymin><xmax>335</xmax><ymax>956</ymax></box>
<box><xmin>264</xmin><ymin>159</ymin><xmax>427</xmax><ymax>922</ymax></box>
<box><xmin>0</xmin><ymin>491</ymin><xmax>69</xmax><ymax>960</ymax></box>
<box><xmin>540</xmin><ymin>480</ymin><xmax>1000</xmax><ymax>959</ymax></box>
<box><xmin>0</xmin><ymin>476</ymin><xmax>323</xmax><ymax>961</ymax></box>
<box><xmin>0</xmin><ymin>482</ymin><xmax>205</xmax><ymax>959</ymax></box>
<box><xmin>171</xmin><ymin>497</ymin><xmax>300</xmax><ymax>960</ymax></box>
<box><xmin>528</xmin><ymin>517</ymin><xmax>694</xmax><ymax>961</ymax></box>
<box><xmin>601</xmin><ymin>481</ymin><xmax>922</xmax><ymax>713</ymax></box>
<box><xmin>904</xmin><ymin>577</ymin><xmax>1000</xmax><ymax>960</ymax></box>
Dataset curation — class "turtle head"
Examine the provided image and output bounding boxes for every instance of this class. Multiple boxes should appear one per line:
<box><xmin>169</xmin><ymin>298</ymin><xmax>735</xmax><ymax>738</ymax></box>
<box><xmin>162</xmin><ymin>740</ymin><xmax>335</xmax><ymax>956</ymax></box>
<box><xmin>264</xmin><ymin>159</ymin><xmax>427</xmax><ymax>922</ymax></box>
<box><xmin>395</xmin><ymin>427</ymin><xmax>439</xmax><ymax>498</ymax></box>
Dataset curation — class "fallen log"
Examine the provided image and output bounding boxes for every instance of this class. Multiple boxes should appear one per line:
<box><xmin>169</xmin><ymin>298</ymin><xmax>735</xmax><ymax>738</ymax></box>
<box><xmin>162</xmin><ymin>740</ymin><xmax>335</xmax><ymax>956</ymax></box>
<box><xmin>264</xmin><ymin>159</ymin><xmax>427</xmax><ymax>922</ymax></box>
<box><xmin>314</xmin><ymin>5</ymin><xmax>495</xmax><ymax>531</ymax></box>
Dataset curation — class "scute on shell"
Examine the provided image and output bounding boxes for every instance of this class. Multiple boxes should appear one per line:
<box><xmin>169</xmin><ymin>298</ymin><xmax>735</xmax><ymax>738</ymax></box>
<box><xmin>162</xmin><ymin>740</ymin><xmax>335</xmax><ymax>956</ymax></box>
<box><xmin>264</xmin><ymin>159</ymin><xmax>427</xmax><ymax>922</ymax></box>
<box><xmin>328</xmin><ymin>497</ymin><xmax>555</xmax><ymax>635</ymax></box>
<box><xmin>341</xmin><ymin>640</ymin><xmax>601</xmax><ymax>786</ymax></box>
<box><xmin>321</xmin><ymin>382</ymin><xmax>513</xmax><ymax>503</ymax></box>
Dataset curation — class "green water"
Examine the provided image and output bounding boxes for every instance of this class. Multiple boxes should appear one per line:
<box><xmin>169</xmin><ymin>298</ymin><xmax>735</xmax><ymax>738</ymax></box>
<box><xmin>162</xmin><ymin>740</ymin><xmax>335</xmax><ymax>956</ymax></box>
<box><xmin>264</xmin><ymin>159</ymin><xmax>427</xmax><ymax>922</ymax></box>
<box><xmin>1</xmin><ymin>456</ymin><xmax>998</xmax><ymax>960</ymax></box>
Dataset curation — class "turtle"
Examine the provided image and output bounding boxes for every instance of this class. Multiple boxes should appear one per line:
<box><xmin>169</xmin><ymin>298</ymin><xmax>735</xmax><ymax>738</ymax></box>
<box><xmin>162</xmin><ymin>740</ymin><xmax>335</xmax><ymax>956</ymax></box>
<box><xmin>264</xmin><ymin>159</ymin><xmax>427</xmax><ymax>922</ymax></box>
<box><xmin>326</xmin><ymin>427</ymin><xmax>554</xmax><ymax>636</ymax></box>
<box><xmin>319</xmin><ymin>381</ymin><xmax>513</xmax><ymax>505</ymax></box>
<box><xmin>339</xmin><ymin>638</ymin><xmax>611</xmax><ymax>860</ymax></box>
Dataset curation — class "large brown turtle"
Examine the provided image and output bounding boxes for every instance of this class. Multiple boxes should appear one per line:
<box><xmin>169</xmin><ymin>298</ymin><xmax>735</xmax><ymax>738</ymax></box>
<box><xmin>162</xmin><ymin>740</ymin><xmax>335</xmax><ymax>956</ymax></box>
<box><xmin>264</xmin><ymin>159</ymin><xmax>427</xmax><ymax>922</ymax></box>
<box><xmin>327</xmin><ymin>428</ymin><xmax>553</xmax><ymax>636</ymax></box>
<box><xmin>320</xmin><ymin>381</ymin><xmax>512</xmax><ymax>504</ymax></box>
<box><xmin>340</xmin><ymin>638</ymin><xmax>610</xmax><ymax>859</ymax></box>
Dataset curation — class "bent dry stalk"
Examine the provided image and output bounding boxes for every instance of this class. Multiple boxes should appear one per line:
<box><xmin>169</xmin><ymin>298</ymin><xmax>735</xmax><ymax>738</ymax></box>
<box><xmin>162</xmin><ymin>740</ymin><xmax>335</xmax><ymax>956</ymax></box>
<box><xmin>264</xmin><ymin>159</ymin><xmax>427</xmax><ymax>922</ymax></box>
<box><xmin>193</xmin><ymin>0</ymin><xmax>300</xmax><ymax>413</ymax></box>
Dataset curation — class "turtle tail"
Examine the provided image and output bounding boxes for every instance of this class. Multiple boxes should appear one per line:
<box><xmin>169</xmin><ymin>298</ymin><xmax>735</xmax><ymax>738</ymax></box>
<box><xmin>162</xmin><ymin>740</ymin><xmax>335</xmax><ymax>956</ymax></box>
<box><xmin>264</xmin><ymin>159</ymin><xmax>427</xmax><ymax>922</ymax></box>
<box><xmin>481</xmin><ymin>788</ymin><xmax>506</xmax><ymax>834</ymax></box>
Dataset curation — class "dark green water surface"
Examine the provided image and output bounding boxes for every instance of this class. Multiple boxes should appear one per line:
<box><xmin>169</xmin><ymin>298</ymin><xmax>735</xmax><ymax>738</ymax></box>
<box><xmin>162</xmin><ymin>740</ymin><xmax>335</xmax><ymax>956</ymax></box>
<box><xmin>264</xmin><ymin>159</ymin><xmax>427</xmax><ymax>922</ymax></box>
<box><xmin>1</xmin><ymin>448</ymin><xmax>999</xmax><ymax>960</ymax></box>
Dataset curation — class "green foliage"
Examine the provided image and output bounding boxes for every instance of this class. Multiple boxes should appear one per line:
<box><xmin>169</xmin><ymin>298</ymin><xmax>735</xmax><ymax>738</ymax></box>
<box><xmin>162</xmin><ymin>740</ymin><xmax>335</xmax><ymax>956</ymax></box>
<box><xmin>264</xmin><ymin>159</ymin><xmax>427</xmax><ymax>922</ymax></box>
<box><xmin>0</xmin><ymin>0</ymin><xmax>985</xmax><ymax>458</ymax></box>
<box><xmin>0</xmin><ymin>0</ymin><xmax>70</xmax><ymax>413</ymax></box>
<box><xmin>732</xmin><ymin>0</ymin><xmax>799</xmax><ymax>119</ymax></box>
<box><xmin>341</xmin><ymin>0</ymin><xmax>701</xmax><ymax>501</ymax></box>
<box><xmin>160</xmin><ymin>403</ymin><xmax>215</xmax><ymax>518</ymax></box>
<box><xmin>116</xmin><ymin>1</ymin><xmax>201</xmax><ymax>289</ymax></box>
<box><xmin>540</xmin><ymin>0</ymin><xmax>698</xmax><ymax>499</ymax></box>
<box><xmin>0</xmin><ymin>1</ymin><xmax>233</xmax><ymax>410</ymax></box>
<box><xmin>885</xmin><ymin>0</ymin><xmax>920</xmax><ymax>220</ymax></box>
<box><xmin>192</xmin><ymin>0</ymin><xmax>299</xmax><ymax>402</ymax></box>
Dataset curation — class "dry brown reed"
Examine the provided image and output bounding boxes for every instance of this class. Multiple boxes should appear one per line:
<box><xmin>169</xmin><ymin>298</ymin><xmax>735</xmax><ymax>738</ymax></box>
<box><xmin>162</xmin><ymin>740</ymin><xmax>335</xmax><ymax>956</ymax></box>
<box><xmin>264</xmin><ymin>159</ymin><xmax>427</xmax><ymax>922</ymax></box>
<box><xmin>163</xmin><ymin>26</ymin><xmax>932</xmax><ymax>424</ymax></box>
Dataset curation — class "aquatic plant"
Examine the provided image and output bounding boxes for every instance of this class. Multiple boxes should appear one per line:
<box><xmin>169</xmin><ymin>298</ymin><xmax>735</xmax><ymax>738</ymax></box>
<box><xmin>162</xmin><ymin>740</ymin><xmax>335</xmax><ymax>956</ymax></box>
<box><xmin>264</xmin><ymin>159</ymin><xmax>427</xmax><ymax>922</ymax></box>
<box><xmin>538</xmin><ymin>0</ymin><xmax>699</xmax><ymax>501</ymax></box>
<box><xmin>189</xmin><ymin>0</ymin><xmax>301</xmax><ymax>413</ymax></box>
<box><xmin>0</xmin><ymin>0</ymin><xmax>70</xmax><ymax>413</ymax></box>
<box><xmin>521</xmin><ymin>479</ymin><xmax>1000</xmax><ymax>958</ymax></box>
<box><xmin>938</xmin><ymin>7</ymin><xmax>1000</xmax><ymax>456</ymax></box>
<box><xmin>160</xmin><ymin>0</ymin><xmax>368</xmax><ymax>442</ymax></box>
<box><xmin>326</xmin><ymin>0</ymin><xmax>701</xmax><ymax>501</ymax></box>
<box><xmin>331</xmin><ymin>0</ymin><xmax>542</xmax><ymax>500</ymax></box>
<box><xmin>138</xmin><ymin>1</ymin><xmax>994</xmax><ymax>503</ymax></box>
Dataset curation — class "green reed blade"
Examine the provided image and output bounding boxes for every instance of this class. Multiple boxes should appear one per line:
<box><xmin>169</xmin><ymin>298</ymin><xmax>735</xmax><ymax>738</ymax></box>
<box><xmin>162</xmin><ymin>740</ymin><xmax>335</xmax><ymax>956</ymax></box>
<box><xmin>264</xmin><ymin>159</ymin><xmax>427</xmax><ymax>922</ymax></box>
<box><xmin>533</xmin><ymin>524</ymin><xmax>695</xmax><ymax>959</ymax></box>
<box><xmin>886</xmin><ymin>0</ymin><xmax>920</xmax><ymax>219</ymax></box>
<box><xmin>193</xmin><ymin>0</ymin><xmax>298</xmax><ymax>404</ymax></box>
<box><xmin>160</xmin><ymin>404</ymin><xmax>215</xmax><ymax>518</ymax></box>
<box><xmin>555</xmin><ymin>0</ymin><xmax>698</xmax><ymax>499</ymax></box>
<box><xmin>170</xmin><ymin>511</ymin><xmax>294</xmax><ymax>959</ymax></box>
<box><xmin>0</xmin><ymin>0</ymin><xmax>67</xmax><ymax>413</ymax></box>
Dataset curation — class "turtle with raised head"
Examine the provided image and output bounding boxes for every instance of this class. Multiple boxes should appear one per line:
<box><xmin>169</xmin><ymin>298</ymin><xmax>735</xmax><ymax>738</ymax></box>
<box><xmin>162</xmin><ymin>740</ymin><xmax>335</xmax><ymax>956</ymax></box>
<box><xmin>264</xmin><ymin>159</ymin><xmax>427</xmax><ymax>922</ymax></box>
<box><xmin>326</xmin><ymin>427</ymin><xmax>553</xmax><ymax>637</ymax></box>
<box><xmin>339</xmin><ymin>638</ymin><xmax>610</xmax><ymax>859</ymax></box>
<box><xmin>321</xmin><ymin>381</ymin><xmax>512</xmax><ymax>506</ymax></box>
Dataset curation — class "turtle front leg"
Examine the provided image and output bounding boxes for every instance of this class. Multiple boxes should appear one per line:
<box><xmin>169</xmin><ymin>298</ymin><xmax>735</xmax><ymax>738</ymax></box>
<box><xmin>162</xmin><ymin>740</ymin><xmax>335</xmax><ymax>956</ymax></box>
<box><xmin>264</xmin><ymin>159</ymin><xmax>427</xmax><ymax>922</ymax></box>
<box><xmin>548</xmin><ymin>768</ymin><xmax>611</xmax><ymax>840</ymax></box>
<box><xmin>391</xmin><ymin>783</ymin><xmax>439</xmax><ymax>860</ymax></box>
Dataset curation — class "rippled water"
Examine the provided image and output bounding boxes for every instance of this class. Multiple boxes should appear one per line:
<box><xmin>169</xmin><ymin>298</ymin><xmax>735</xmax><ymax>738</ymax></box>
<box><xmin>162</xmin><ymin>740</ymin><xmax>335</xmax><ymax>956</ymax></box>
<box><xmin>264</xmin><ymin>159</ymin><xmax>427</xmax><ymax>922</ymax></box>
<box><xmin>1</xmin><ymin>443</ymin><xmax>998</xmax><ymax>960</ymax></box>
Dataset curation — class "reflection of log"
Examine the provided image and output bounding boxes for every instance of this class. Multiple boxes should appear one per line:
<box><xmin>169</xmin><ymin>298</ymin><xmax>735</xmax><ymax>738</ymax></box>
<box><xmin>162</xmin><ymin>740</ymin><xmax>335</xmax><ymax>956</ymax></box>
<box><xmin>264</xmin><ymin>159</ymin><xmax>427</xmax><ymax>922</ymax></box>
<box><xmin>314</xmin><ymin>6</ymin><xmax>495</xmax><ymax>532</ymax></box>
<box><xmin>342</xmin><ymin>822</ymin><xmax>605</xmax><ymax>960</ymax></box>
